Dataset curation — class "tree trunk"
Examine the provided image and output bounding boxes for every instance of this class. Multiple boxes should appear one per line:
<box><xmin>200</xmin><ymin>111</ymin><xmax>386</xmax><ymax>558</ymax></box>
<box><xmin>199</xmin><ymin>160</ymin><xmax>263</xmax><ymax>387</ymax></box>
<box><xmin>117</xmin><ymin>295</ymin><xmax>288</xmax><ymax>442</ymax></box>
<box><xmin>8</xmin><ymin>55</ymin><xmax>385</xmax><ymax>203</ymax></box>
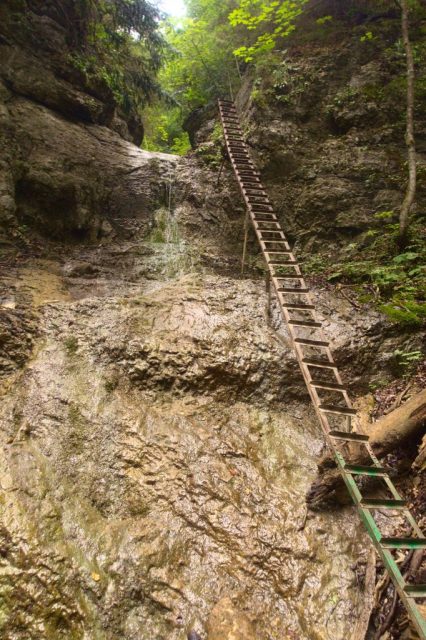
<box><xmin>307</xmin><ymin>389</ymin><xmax>426</xmax><ymax>508</ymax></box>
<box><xmin>399</xmin><ymin>0</ymin><xmax>417</xmax><ymax>244</ymax></box>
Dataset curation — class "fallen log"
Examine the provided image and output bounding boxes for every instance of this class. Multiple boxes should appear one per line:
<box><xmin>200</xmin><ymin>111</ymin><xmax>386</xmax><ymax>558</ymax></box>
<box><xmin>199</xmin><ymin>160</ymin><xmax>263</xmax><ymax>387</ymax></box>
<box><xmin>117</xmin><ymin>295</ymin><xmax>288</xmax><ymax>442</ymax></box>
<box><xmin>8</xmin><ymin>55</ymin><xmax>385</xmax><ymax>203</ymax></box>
<box><xmin>307</xmin><ymin>389</ymin><xmax>426</xmax><ymax>508</ymax></box>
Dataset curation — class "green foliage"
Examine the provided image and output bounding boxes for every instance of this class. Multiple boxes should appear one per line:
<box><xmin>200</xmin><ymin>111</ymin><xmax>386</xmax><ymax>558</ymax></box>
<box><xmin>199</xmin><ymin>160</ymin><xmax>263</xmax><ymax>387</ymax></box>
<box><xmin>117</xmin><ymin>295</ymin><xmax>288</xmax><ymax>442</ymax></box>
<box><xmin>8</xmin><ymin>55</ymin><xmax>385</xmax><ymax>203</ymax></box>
<box><xmin>391</xmin><ymin>349</ymin><xmax>423</xmax><ymax>376</ymax></box>
<box><xmin>143</xmin><ymin>104</ymin><xmax>191</xmax><ymax>154</ymax></box>
<box><xmin>142</xmin><ymin>0</ymin><xmax>240</xmax><ymax>153</ymax></box>
<box><xmin>68</xmin><ymin>0</ymin><xmax>166</xmax><ymax>117</ymax></box>
<box><xmin>229</xmin><ymin>0</ymin><xmax>308</xmax><ymax>62</ymax></box>
<box><xmin>64</xmin><ymin>336</ymin><xmax>79</xmax><ymax>355</ymax></box>
<box><xmin>325</xmin><ymin>215</ymin><xmax>426</xmax><ymax>327</ymax></box>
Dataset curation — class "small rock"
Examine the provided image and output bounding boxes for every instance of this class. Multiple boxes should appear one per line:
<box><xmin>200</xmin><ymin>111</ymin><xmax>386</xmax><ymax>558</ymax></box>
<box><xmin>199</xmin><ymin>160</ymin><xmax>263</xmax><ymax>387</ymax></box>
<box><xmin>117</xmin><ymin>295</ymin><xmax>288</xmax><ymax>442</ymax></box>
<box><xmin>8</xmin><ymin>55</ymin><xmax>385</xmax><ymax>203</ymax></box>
<box><xmin>206</xmin><ymin>597</ymin><xmax>256</xmax><ymax>640</ymax></box>
<box><xmin>63</xmin><ymin>261</ymin><xmax>99</xmax><ymax>278</ymax></box>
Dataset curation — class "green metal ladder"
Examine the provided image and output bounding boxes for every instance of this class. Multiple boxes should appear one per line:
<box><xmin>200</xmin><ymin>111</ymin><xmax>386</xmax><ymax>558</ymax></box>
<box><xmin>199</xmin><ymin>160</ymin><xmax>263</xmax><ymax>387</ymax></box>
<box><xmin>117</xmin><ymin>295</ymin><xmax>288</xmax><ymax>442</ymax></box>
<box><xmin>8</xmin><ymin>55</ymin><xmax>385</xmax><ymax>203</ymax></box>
<box><xmin>218</xmin><ymin>98</ymin><xmax>426</xmax><ymax>638</ymax></box>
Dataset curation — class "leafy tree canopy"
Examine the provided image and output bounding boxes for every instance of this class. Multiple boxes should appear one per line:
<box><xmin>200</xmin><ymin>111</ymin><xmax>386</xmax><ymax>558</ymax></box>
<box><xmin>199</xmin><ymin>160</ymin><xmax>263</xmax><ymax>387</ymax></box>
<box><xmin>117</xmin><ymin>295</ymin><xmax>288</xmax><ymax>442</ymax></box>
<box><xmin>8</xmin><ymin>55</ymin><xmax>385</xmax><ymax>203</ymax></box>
<box><xmin>68</xmin><ymin>0</ymin><xmax>166</xmax><ymax>116</ymax></box>
<box><xmin>229</xmin><ymin>0</ymin><xmax>308</xmax><ymax>61</ymax></box>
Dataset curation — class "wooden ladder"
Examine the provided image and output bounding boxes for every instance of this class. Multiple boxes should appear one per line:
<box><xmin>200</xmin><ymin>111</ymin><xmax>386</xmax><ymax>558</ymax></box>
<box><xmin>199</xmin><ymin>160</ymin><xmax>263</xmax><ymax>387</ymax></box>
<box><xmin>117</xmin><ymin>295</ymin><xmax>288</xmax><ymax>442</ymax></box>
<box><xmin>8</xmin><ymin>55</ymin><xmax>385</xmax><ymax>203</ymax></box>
<box><xmin>218</xmin><ymin>98</ymin><xmax>426</xmax><ymax>639</ymax></box>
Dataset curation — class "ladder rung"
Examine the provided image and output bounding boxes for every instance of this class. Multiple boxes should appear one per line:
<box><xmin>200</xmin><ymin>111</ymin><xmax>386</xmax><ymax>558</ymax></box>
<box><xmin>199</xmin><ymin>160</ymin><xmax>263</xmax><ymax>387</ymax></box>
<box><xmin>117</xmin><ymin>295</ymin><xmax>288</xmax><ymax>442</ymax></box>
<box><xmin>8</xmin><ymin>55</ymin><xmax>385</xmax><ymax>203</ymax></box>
<box><xmin>302</xmin><ymin>357</ymin><xmax>336</xmax><ymax>369</ymax></box>
<box><xmin>278</xmin><ymin>288</ymin><xmax>310</xmax><ymax>295</ymax></box>
<box><xmin>289</xmin><ymin>320</ymin><xmax>321</xmax><ymax>328</ymax></box>
<box><xmin>404</xmin><ymin>584</ymin><xmax>426</xmax><ymax>597</ymax></box>
<box><xmin>282</xmin><ymin>302</ymin><xmax>314</xmax><ymax>309</ymax></box>
<box><xmin>274</xmin><ymin>273</ymin><xmax>303</xmax><ymax>278</ymax></box>
<box><xmin>312</xmin><ymin>381</ymin><xmax>346</xmax><ymax>391</ymax></box>
<box><xmin>296</xmin><ymin>338</ymin><xmax>329</xmax><ymax>346</ymax></box>
<box><xmin>263</xmin><ymin>241</ymin><xmax>291</xmax><ymax>246</ymax></box>
<box><xmin>344</xmin><ymin>464</ymin><xmax>387</xmax><ymax>477</ymax></box>
<box><xmin>260</xmin><ymin>234</ymin><xmax>286</xmax><ymax>240</ymax></box>
<box><xmin>268</xmin><ymin>252</ymin><xmax>292</xmax><ymax>257</ymax></box>
<box><xmin>381</xmin><ymin>538</ymin><xmax>426</xmax><ymax>549</ymax></box>
<box><xmin>329</xmin><ymin>430</ymin><xmax>369</xmax><ymax>442</ymax></box>
<box><xmin>360</xmin><ymin>498</ymin><xmax>407</xmax><ymax>510</ymax></box>
<box><xmin>319</xmin><ymin>404</ymin><xmax>357</xmax><ymax>416</ymax></box>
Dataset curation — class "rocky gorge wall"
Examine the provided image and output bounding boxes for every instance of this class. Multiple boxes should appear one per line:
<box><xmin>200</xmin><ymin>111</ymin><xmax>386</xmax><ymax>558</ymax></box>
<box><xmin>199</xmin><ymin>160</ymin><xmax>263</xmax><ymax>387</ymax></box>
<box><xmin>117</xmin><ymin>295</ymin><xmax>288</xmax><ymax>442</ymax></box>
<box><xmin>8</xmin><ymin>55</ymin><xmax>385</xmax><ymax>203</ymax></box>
<box><xmin>0</xmin><ymin>2</ymin><xmax>424</xmax><ymax>639</ymax></box>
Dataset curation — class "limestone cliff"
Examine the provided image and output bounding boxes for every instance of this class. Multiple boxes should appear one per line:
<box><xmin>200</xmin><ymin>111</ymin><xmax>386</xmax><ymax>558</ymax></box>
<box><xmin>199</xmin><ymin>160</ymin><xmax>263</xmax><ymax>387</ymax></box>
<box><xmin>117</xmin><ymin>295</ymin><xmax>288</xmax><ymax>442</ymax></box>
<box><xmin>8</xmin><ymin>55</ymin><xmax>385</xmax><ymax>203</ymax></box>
<box><xmin>0</xmin><ymin>2</ymin><xmax>424</xmax><ymax>639</ymax></box>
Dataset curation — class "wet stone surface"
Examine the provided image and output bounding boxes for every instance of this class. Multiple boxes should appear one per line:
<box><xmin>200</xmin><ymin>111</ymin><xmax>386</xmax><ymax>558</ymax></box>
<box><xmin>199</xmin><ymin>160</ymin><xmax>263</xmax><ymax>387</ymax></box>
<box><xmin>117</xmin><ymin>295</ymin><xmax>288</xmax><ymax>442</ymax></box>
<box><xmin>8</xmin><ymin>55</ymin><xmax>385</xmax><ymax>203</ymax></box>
<box><xmin>0</xmin><ymin>151</ymin><xmax>389</xmax><ymax>640</ymax></box>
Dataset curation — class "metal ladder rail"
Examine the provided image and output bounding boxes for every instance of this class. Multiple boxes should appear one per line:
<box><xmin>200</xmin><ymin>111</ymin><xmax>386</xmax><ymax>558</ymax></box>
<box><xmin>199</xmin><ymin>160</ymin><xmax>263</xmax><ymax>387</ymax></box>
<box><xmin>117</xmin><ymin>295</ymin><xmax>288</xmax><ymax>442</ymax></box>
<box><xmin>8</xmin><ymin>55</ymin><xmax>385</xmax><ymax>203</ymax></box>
<box><xmin>218</xmin><ymin>98</ymin><xmax>426</xmax><ymax>639</ymax></box>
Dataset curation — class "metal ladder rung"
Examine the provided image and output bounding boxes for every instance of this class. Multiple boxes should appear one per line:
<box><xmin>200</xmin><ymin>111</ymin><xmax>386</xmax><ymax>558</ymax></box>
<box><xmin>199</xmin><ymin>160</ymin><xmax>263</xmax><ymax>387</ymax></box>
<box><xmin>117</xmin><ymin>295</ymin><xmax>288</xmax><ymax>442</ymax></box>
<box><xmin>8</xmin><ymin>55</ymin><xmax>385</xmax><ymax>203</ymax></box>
<box><xmin>289</xmin><ymin>320</ymin><xmax>321</xmax><ymax>328</ymax></box>
<box><xmin>295</xmin><ymin>338</ymin><xmax>329</xmax><ymax>346</ymax></box>
<box><xmin>277</xmin><ymin>287</ymin><xmax>310</xmax><ymax>293</ymax></box>
<box><xmin>319</xmin><ymin>405</ymin><xmax>356</xmax><ymax>417</ymax></box>
<box><xmin>344</xmin><ymin>464</ymin><xmax>388</xmax><ymax>476</ymax></box>
<box><xmin>302</xmin><ymin>357</ymin><xmax>337</xmax><ymax>369</ymax></box>
<box><xmin>311</xmin><ymin>381</ymin><xmax>346</xmax><ymax>391</ymax></box>
<box><xmin>260</xmin><ymin>235</ymin><xmax>286</xmax><ymax>240</ymax></box>
<box><xmin>404</xmin><ymin>585</ymin><xmax>426</xmax><ymax>597</ymax></box>
<box><xmin>282</xmin><ymin>302</ymin><xmax>314</xmax><ymax>309</ymax></box>
<box><xmin>263</xmin><ymin>241</ymin><xmax>291</xmax><ymax>246</ymax></box>
<box><xmin>360</xmin><ymin>498</ymin><xmax>407</xmax><ymax>509</ymax></box>
<box><xmin>269</xmin><ymin>253</ymin><xmax>293</xmax><ymax>258</ymax></box>
<box><xmin>265</xmin><ymin>252</ymin><xmax>291</xmax><ymax>258</ymax></box>
<box><xmin>329</xmin><ymin>430</ymin><xmax>369</xmax><ymax>442</ymax></box>
<box><xmin>381</xmin><ymin>538</ymin><xmax>426</xmax><ymax>549</ymax></box>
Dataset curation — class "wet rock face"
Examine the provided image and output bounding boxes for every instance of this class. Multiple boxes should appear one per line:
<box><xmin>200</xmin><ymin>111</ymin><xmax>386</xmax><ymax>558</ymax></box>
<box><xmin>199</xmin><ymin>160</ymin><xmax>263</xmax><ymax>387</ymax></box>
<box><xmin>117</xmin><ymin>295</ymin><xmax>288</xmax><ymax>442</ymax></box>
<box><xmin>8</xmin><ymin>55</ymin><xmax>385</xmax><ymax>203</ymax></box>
<box><xmin>0</xmin><ymin>279</ymin><xmax>368</xmax><ymax>640</ymax></box>
<box><xmin>206</xmin><ymin>597</ymin><xmax>256</xmax><ymax>640</ymax></box>
<box><xmin>0</xmin><ymin>94</ymin><xmax>177</xmax><ymax>240</ymax></box>
<box><xmin>0</xmin><ymin>0</ymin><xmax>163</xmax><ymax>241</ymax></box>
<box><xmin>0</xmin><ymin>177</ymin><xmax>387</xmax><ymax>639</ymax></box>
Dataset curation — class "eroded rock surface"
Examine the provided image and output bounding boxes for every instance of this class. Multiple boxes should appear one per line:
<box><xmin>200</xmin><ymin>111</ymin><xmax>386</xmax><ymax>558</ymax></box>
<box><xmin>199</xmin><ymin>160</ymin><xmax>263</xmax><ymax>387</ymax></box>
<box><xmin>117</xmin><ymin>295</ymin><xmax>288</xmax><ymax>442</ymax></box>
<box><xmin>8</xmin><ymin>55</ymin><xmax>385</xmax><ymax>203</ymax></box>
<box><xmin>0</xmin><ymin>156</ymin><xmax>386</xmax><ymax>638</ymax></box>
